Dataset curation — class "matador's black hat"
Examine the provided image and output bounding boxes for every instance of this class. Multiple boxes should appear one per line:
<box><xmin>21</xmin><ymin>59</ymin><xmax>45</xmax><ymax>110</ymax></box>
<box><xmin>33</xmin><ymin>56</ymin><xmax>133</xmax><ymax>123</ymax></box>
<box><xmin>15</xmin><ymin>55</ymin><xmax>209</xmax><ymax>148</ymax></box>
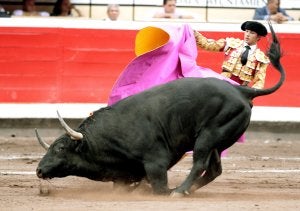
<box><xmin>241</xmin><ymin>21</ymin><xmax>268</xmax><ymax>37</ymax></box>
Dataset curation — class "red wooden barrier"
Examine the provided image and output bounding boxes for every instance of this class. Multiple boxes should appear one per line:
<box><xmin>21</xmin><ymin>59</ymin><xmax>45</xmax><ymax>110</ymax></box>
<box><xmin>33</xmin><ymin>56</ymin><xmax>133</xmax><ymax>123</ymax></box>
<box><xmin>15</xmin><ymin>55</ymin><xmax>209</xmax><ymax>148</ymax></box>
<box><xmin>0</xmin><ymin>23</ymin><xmax>299</xmax><ymax>107</ymax></box>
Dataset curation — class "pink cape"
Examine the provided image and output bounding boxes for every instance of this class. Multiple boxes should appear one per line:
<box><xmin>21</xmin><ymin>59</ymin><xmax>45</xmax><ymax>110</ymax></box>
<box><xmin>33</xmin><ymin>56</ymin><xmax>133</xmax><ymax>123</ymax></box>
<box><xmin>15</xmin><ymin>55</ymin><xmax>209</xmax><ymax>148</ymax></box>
<box><xmin>108</xmin><ymin>24</ymin><xmax>237</xmax><ymax>105</ymax></box>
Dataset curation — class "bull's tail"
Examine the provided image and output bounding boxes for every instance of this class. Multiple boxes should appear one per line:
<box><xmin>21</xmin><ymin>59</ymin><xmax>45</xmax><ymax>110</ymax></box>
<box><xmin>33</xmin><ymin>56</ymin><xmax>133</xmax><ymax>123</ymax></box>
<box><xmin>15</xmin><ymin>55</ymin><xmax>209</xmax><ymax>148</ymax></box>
<box><xmin>241</xmin><ymin>21</ymin><xmax>285</xmax><ymax>99</ymax></box>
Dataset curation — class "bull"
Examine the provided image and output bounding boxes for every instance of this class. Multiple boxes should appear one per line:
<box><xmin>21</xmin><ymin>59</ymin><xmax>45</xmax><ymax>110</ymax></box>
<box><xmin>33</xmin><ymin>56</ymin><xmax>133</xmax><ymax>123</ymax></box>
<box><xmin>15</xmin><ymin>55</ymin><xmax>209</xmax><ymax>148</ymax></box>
<box><xmin>36</xmin><ymin>22</ymin><xmax>285</xmax><ymax>196</ymax></box>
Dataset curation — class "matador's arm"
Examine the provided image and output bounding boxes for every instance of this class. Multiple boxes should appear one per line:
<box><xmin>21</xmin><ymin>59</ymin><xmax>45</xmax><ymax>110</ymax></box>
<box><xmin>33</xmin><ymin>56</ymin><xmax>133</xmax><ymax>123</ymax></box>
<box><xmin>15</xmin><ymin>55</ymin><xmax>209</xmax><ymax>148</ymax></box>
<box><xmin>194</xmin><ymin>30</ymin><xmax>226</xmax><ymax>52</ymax></box>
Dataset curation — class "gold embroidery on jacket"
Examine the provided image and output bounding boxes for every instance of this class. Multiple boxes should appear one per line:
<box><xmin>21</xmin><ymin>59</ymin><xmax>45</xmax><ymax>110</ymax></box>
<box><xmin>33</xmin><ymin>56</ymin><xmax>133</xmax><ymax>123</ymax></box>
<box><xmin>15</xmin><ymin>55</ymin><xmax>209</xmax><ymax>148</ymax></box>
<box><xmin>222</xmin><ymin>39</ymin><xmax>270</xmax><ymax>88</ymax></box>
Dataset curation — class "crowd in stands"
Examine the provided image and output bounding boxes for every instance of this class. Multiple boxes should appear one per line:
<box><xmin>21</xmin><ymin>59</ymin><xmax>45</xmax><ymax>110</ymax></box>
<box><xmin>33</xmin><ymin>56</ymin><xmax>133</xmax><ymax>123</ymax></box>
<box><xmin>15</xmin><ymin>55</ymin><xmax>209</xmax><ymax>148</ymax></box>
<box><xmin>1</xmin><ymin>0</ymin><xmax>78</xmax><ymax>17</ymax></box>
<box><xmin>153</xmin><ymin>0</ymin><xmax>296</xmax><ymax>23</ymax></box>
<box><xmin>0</xmin><ymin>0</ymin><xmax>298</xmax><ymax>22</ymax></box>
<box><xmin>0</xmin><ymin>1</ymin><xmax>116</xmax><ymax>19</ymax></box>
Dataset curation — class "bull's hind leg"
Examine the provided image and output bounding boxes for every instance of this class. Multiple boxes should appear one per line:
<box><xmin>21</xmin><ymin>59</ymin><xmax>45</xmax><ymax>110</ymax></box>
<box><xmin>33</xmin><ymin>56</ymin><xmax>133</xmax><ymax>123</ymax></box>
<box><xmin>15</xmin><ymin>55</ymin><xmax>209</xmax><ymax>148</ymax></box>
<box><xmin>172</xmin><ymin>106</ymin><xmax>250</xmax><ymax>196</ymax></box>
<box><xmin>190</xmin><ymin>149</ymin><xmax>222</xmax><ymax>192</ymax></box>
<box><xmin>171</xmin><ymin>132</ymin><xmax>219</xmax><ymax>196</ymax></box>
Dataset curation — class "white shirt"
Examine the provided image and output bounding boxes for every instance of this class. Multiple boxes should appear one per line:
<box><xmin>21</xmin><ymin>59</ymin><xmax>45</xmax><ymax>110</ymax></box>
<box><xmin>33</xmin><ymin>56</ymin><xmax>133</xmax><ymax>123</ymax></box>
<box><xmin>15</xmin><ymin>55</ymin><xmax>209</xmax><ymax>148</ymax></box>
<box><xmin>244</xmin><ymin>43</ymin><xmax>257</xmax><ymax>56</ymax></box>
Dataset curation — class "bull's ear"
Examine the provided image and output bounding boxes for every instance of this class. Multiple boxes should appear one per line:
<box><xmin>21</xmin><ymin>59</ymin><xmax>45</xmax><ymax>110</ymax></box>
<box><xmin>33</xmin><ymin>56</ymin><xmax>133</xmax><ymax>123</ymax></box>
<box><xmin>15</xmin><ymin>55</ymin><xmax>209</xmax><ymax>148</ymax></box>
<box><xmin>74</xmin><ymin>140</ymin><xmax>87</xmax><ymax>153</ymax></box>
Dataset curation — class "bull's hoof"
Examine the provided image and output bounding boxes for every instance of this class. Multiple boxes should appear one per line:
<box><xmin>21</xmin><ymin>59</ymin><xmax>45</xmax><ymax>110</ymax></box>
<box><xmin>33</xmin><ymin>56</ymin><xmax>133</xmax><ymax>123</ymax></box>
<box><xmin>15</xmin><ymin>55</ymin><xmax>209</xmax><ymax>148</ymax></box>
<box><xmin>170</xmin><ymin>190</ymin><xmax>190</xmax><ymax>198</ymax></box>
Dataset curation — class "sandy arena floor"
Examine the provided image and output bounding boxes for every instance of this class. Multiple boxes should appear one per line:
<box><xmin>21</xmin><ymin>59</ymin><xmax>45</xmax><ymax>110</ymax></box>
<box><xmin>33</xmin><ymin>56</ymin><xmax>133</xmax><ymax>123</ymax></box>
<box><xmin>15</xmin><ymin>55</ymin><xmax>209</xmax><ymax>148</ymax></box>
<box><xmin>0</xmin><ymin>130</ymin><xmax>299</xmax><ymax>211</ymax></box>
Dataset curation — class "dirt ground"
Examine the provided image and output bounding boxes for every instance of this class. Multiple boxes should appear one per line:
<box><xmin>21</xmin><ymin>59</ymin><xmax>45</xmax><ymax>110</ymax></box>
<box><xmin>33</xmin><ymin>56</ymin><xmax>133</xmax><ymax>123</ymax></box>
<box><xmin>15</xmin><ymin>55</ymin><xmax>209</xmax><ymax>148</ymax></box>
<box><xmin>0</xmin><ymin>129</ymin><xmax>299</xmax><ymax>211</ymax></box>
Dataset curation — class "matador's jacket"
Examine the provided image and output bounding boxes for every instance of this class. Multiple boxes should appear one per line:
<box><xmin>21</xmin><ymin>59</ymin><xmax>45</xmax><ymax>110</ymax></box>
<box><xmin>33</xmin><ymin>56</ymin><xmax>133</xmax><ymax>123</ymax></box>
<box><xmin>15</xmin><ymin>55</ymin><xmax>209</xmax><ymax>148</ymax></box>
<box><xmin>194</xmin><ymin>31</ymin><xmax>270</xmax><ymax>89</ymax></box>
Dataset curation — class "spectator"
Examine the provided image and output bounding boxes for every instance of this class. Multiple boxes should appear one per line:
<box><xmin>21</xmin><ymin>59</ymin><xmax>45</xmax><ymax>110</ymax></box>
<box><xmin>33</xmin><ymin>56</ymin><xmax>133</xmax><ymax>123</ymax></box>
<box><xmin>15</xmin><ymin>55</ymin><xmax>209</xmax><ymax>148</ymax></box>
<box><xmin>194</xmin><ymin>21</ymin><xmax>270</xmax><ymax>89</ymax></box>
<box><xmin>0</xmin><ymin>4</ymin><xmax>10</xmax><ymax>18</ymax></box>
<box><xmin>12</xmin><ymin>0</ymin><xmax>50</xmax><ymax>17</ymax></box>
<box><xmin>153</xmin><ymin>0</ymin><xmax>194</xmax><ymax>19</ymax></box>
<box><xmin>0</xmin><ymin>4</ymin><xmax>11</xmax><ymax>17</ymax></box>
<box><xmin>253</xmin><ymin>0</ymin><xmax>294</xmax><ymax>23</ymax></box>
<box><xmin>103</xmin><ymin>4</ymin><xmax>120</xmax><ymax>21</ymax></box>
<box><xmin>51</xmin><ymin>0</ymin><xmax>82</xmax><ymax>17</ymax></box>
<box><xmin>0</xmin><ymin>4</ymin><xmax>5</xmax><ymax>12</ymax></box>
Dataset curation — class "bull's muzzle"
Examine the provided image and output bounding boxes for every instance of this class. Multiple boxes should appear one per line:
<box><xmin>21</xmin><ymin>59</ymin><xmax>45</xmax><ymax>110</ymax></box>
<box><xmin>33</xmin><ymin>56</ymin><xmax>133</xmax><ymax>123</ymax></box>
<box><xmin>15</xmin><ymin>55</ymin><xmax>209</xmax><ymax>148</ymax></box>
<box><xmin>36</xmin><ymin>167</ymin><xmax>43</xmax><ymax>178</ymax></box>
<box><xmin>36</xmin><ymin>167</ymin><xmax>51</xmax><ymax>179</ymax></box>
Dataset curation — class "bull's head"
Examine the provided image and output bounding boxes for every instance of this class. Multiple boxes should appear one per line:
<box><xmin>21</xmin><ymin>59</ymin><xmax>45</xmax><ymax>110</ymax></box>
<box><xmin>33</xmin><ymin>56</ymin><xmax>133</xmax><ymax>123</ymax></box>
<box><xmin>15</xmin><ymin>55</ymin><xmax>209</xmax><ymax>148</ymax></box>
<box><xmin>36</xmin><ymin>111</ymin><xmax>87</xmax><ymax>179</ymax></box>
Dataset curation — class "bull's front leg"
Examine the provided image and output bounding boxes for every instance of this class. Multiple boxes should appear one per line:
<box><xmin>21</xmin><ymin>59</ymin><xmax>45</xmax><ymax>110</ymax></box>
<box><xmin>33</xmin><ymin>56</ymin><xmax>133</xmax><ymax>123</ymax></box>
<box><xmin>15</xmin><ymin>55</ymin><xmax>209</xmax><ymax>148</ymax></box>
<box><xmin>144</xmin><ymin>162</ymin><xmax>171</xmax><ymax>195</ymax></box>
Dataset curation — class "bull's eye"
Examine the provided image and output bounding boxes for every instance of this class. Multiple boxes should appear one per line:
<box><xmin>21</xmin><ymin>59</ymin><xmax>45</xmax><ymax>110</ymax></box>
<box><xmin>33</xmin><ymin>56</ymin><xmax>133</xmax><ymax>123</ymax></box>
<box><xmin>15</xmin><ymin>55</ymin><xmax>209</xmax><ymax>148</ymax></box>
<box><xmin>54</xmin><ymin>143</ymin><xmax>65</xmax><ymax>154</ymax></box>
<box><xmin>57</xmin><ymin>146</ymin><xmax>64</xmax><ymax>152</ymax></box>
<box><xmin>54</xmin><ymin>147</ymin><xmax>64</xmax><ymax>154</ymax></box>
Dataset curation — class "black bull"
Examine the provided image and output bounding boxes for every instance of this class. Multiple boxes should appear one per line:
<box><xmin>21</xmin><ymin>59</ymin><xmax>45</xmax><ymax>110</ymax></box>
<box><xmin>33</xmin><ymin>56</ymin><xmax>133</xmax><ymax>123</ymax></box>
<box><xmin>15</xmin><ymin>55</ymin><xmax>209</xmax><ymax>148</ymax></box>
<box><xmin>36</xmin><ymin>22</ymin><xmax>285</xmax><ymax>196</ymax></box>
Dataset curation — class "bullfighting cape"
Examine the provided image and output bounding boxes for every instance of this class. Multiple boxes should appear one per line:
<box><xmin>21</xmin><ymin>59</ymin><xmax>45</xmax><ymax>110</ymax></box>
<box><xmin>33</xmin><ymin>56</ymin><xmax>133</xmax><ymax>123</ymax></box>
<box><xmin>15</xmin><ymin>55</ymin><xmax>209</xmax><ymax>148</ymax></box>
<box><xmin>108</xmin><ymin>24</ymin><xmax>237</xmax><ymax>105</ymax></box>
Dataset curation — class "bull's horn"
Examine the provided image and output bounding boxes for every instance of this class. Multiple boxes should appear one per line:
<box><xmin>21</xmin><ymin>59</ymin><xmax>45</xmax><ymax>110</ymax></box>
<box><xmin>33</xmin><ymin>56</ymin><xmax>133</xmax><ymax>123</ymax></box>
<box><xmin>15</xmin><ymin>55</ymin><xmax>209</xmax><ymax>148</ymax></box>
<box><xmin>35</xmin><ymin>128</ymin><xmax>49</xmax><ymax>150</ymax></box>
<box><xmin>57</xmin><ymin>110</ymin><xmax>83</xmax><ymax>140</ymax></box>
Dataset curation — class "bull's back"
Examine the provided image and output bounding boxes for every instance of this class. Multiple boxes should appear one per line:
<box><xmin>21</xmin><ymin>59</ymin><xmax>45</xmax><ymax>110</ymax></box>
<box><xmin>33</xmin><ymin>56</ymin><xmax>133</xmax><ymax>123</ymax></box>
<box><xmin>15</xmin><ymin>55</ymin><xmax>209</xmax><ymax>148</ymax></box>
<box><xmin>110</xmin><ymin>77</ymin><xmax>246</xmax><ymax>141</ymax></box>
<box><xmin>116</xmin><ymin>77</ymin><xmax>241</xmax><ymax>113</ymax></box>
